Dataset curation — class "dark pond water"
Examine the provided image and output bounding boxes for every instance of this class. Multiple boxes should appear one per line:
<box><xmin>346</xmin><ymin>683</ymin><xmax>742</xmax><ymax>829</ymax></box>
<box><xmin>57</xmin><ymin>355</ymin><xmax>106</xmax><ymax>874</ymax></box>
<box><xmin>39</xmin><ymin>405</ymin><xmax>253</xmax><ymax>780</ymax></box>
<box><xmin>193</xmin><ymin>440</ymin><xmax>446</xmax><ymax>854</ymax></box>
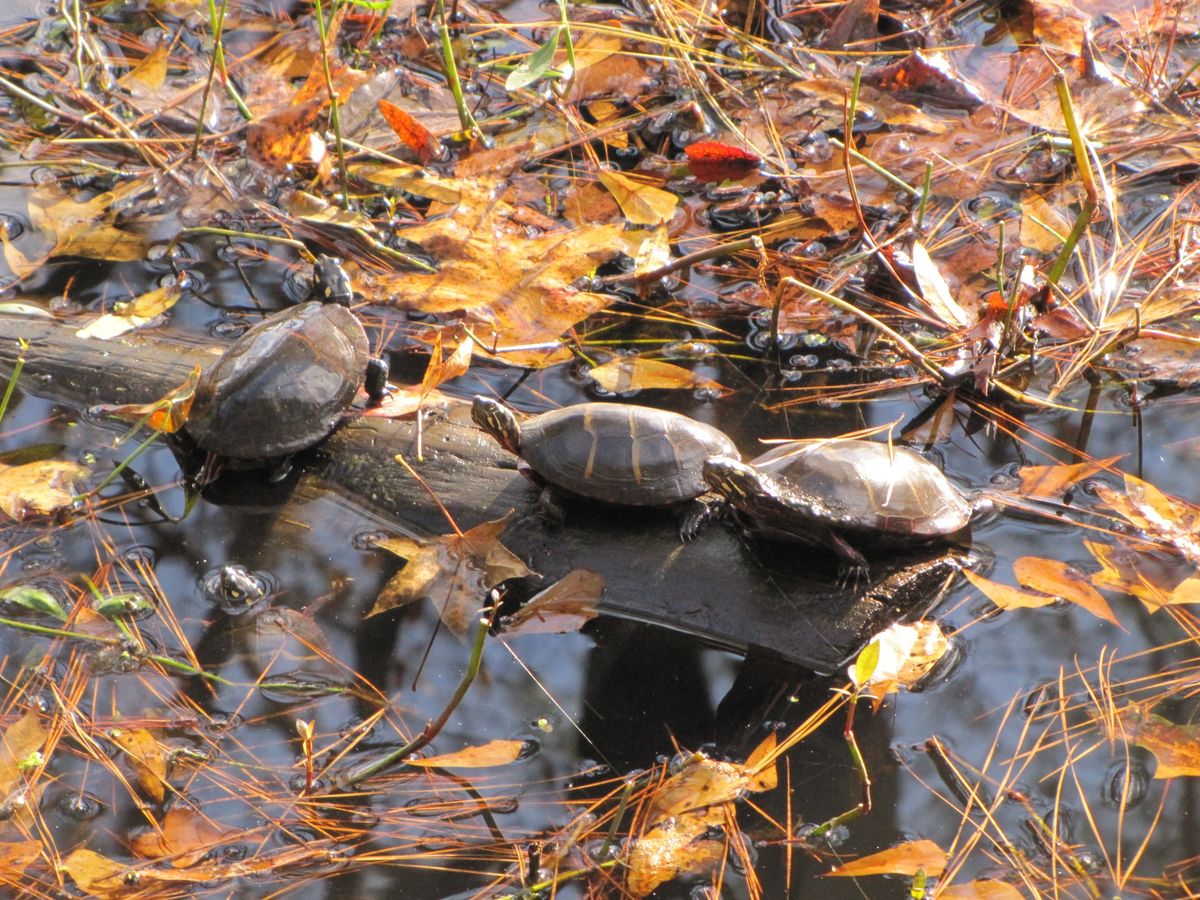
<box><xmin>0</xmin><ymin>1</ymin><xmax>1197</xmax><ymax>898</ymax></box>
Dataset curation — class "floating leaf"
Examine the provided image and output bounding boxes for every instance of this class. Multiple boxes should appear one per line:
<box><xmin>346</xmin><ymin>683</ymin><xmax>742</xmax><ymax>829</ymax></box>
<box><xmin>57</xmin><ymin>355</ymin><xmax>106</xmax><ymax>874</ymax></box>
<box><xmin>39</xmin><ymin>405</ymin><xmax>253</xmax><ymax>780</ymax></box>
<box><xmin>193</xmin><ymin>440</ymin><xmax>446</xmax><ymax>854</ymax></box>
<box><xmin>825</xmin><ymin>839</ymin><xmax>947</xmax><ymax>877</ymax></box>
<box><xmin>0</xmin><ymin>459</ymin><xmax>88</xmax><ymax>522</ymax></box>
<box><xmin>1117</xmin><ymin>705</ymin><xmax>1200</xmax><ymax>778</ymax></box>
<box><xmin>131</xmin><ymin>807</ymin><xmax>235</xmax><ymax>867</ymax></box>
<box><xmin>849</xmin><ymin>621</ymin><xmax>948</xmax><ymax>700</ymax></box>
<box><xmin>377</xmin><ymin>97</ymin><xmax>440</xmax><ymax>163</ymax></box>
<box><xmin>76</xmin><ymin>285</ymin><xmax>182</xmax><ymax>340</ymax></box>
<box><xmin>118</xmin><ymin>44</ymin><xmax>169</xmax><ymax>91</ymax></box>
<box><xmin>109</xmin><ymin>728</ymin><xmax>168</xmax><ymax>802</ymax></box>
<box><xmin>589</xmin><ymin>357</ymin><xmax>728</xmax><ymax>395</ymax></box>
<box><xmin>911</xmin><ymin>240</ymin><xmax>970</xmax><ymax>330</ymax></box>
<box><xmin>1016</xmin><ymin>456</ymin><xmax>1122</xmax><ymax>499</ymax></box>
<box><xmin>598</xmin><ymin>169</ymin><xmax>678</xmax><ymax>226</ymax></box>
<box><xmin>940</xmin><ymin>880</ymin><xmax>1025</xmax><ymax>899</ymax></box>
<box><xmin>506</xmin><ymin>28</ymin><xmax>561</xmax><ymax>91</ymax></box>
<box><xmin>0</xmin><ymin>711</ymin><xmax>48</xmax><ymax>795</ymax></box>
<box><xmin>407</xmin><ymin>738</ymin><xmax>527</xmax><ymax>768</ymax></box>
<box><xmin>62</xmin><ymin>848</ymin><xmax>129</xmax><ymax>898</ymax></box>
<box><xmin>1013</xmin><ymin>556</ymin><xmax>1120</xmax><ymax>626</ymax></box>
<box><xmin>965</xmin><ymin>569</ymin><xmax>1056</xmax><ymax>612</ymax></box>
<box><xmin>632</xmin><ymin>224</ymin><xmax>670</xmax><ymax>275</ymax></box>
<box><xmin>684</xmin><ymin>139</ymin><xmax>761</xmax><ymax>182</ymax></box>
<box><xmin>369</xmin><ymin>514</ymin><xmax>534</xmax><ymax>633</ymax></box>
<box><xmin>626</xmin><ymin>808</ymin><xmax>726</xmax><ymax>897</ymax></box>
<box><xmin>501</xmin><ymin>568</ymin><xmax>603</xmax><ymax>635</ymax></box>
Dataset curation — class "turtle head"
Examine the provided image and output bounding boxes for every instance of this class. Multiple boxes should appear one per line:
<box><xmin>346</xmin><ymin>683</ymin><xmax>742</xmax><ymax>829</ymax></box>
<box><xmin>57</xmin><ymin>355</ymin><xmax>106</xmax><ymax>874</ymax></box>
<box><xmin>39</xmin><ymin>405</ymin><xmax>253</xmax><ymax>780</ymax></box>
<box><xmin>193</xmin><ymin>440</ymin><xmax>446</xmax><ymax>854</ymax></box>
<box><xmin>471</xmin><ymin>395</ymin><xmax>521</xmax><ymax>455</ymax></box>
<box><xmin>702</xmin><ymin>456</ymin><xmax>771</xmax><ymax>506</ymax></box>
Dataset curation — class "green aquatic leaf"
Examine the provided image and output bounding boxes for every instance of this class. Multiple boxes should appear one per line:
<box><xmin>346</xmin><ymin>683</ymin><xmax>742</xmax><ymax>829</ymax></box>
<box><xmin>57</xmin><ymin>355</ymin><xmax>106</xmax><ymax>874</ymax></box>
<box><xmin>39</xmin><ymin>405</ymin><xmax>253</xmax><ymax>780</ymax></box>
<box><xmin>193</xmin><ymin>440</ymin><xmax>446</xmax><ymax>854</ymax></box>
<box><xmin>506</xmin><ymin>28</ymin><xmax>561</xmax><ymax>91</ymax></box>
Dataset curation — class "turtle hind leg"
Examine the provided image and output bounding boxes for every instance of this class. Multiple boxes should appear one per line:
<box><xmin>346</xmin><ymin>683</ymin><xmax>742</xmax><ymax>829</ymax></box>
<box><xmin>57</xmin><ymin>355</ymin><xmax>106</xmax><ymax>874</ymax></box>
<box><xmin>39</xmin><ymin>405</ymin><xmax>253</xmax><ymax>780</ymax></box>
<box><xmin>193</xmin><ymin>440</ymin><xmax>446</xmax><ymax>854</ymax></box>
<box><xmin>678</xmin><ymin>492</ymin><xmax>726</xmax><ymax>542</ymax></box>
<box><xmin>827</xmin><ymin>530</ymin><xmax>870</xmax><ymax>589</ymax></box>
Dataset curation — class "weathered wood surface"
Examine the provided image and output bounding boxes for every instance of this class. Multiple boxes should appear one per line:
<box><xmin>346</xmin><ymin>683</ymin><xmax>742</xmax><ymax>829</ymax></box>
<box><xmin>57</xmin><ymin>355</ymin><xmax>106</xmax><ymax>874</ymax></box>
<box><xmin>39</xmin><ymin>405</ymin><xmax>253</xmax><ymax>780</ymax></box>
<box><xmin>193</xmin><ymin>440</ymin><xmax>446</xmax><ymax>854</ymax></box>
<box><xmin>0</xmin><ymin>312</ymin><xmax>961</xmax><ymax>671</ymax></box>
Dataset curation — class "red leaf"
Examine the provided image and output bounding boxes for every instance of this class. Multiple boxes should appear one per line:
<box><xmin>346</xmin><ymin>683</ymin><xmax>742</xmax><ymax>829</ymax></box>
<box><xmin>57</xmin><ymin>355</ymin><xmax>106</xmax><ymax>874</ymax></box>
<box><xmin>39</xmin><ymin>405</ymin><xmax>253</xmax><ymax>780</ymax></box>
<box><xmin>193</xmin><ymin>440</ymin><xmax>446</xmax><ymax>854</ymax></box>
<box><xmin>684</xmin><ymin>140</ymin><xmax>760</xmax><ymax>182</ymax></box>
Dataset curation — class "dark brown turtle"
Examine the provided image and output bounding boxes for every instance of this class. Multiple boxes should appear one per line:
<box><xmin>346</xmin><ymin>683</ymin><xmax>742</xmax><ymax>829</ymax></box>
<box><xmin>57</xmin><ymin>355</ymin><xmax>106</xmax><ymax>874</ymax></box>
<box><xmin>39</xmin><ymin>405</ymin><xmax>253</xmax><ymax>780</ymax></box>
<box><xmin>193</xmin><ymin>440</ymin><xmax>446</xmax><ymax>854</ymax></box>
<box><xmin>187</xmin><ymin>301</ymin><xmax>371</xmax><ymax>462</ymax></box>
<box><xmin>703</xmin><ymin>439</ymin><xmax>976</xmax><ymax>576</ymax></box>
<box><xmin>472</xmin><ymin>396</ymin><xmax>737</xmax><ymax>537</ymax></box>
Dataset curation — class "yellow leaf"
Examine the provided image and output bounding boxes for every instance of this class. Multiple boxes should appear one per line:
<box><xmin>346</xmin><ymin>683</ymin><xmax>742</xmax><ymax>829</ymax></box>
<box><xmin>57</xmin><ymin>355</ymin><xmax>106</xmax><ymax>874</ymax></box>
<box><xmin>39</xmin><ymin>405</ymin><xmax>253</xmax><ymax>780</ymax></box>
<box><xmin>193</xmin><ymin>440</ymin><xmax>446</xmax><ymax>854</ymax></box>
<box><xmin>940</xmin><ymin>880</ymin><xmax>1026</xmax><ymax>899</ymax></box>
<box><xmin>633</xmin><ymin>224</ymin><xmax>671</xmax><ymax>275</ymax></box>
<box><xmin>130</xmin><ymin>807</ymin><xmax>234</xmax><ymax>867</ymax></box>
<box><xmin>911</xmin><ymin>240</ymin><xmax>970</xmax><ymax>330</ymax></box>
<box><xmin>62</xmin><ymin>848</ymin><xmax>129</xmax><ymax>898</ymax></box>
<box><xmin>76</xmin><ymin>285</ymin><xmax>182</xmax><ymax>340</ymax></box>
<box><xmin>0</xmin><ymin>459</ymin><xmax>88</xmax><ymax>521</ymax></box>
<box><xmin>1016</xmin><ymin>456</ymin><xmax>1122</xmax><ymax>499</ymax></box>
<box><xmin>589</xmin><ymin>356</ymin><xmax>728</xmax><ymax>395</ymax></box>
<box><xmin>109</xmin><ymin>728</ymin><xmax>169</xmax><ymax>802</ymax></box>
<box><xmin>0</xmin><ymin>711</ymin><xmax>48</xmax><ymax>794</ymax></box>
<box><xmin>626</xmin><ymin>808</ymin><xmax>726</xmax><ymax>897</ymax></box>
<box><xmin>1117</xmin><ymin>704</ymin><xmax>1200</xmax><ymax>778</ymax></box>
<box><xmin>825</xmin><ymin>839</ymin><xmax>947</xmax><ymax>877</ymax></box>
<box><xmin>407</xmin><ymin>738</ymin><xmax>527</xmax><ymax>768</ymax></box>
<box><xmin>1020</xmin><ymin>191</ymin><xmax>1071</xmax><ymax>252</ymax></box>
<box><xmin>598</xmin><ymin>169</ymin><xmax>678</xmax><ymax>226</ymax></box>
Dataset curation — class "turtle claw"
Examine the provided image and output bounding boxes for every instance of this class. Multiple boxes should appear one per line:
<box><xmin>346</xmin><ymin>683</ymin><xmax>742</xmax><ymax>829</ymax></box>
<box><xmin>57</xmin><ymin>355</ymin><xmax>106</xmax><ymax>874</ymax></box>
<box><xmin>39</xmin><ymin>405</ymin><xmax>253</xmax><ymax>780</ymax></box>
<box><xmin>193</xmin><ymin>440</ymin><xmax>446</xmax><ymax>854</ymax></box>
<box><xmin>679</xmin><ymin>493</ymin><xmax>726</xmax><ymax>542</ymax></box>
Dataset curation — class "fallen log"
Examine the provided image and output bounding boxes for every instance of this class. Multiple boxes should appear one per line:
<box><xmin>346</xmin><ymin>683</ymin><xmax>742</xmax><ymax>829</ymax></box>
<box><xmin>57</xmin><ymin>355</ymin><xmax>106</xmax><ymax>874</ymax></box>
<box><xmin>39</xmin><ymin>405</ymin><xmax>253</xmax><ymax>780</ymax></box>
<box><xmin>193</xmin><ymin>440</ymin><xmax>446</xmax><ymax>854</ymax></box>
<box><xmin>0</xmin><ymin>311</ymin><xmax>962</xmax><ymax>671</ymax></box>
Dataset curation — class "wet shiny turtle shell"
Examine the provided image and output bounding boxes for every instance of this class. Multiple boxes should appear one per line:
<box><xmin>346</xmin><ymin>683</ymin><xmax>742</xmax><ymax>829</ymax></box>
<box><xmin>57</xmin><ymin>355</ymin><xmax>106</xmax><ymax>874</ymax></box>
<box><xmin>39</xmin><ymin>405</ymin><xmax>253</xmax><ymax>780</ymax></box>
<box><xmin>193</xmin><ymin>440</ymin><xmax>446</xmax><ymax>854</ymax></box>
<box><xmin>187</xmin><ymin>301</ymin><xmax>368</xmax><ymax>460</ymax></box>
<box><xmin>737</xmin><ymin>440</ymin><xmax>971</xmax><ymax>539</ymax></box>
<box><xmin>495</xmin><ymin>402</ymin><xmax>737</xmax><ymax>506</ymax></box>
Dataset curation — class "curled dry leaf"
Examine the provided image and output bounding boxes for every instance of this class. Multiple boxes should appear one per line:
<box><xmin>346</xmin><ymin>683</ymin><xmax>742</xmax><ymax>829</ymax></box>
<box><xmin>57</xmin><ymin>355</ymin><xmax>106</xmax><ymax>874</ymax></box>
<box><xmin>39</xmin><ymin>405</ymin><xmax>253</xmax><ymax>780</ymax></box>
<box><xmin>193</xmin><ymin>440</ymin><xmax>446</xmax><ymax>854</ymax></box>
<box><xmin>911</xmin><ymin>240</ymin><xmax>971</xmax><ymax>330</ymax></box>
<box><xmin>501</xmin><ymin>567</ymin><xmax>603</xmax><ymax>635</ymax></box>
<box><xmin>589</xmin><ymin>357</ymin><xmax>729</xmax><ymax>396</ymax></box>
<box><xmin>369</xmin><ymin>514</ymin><xmax>533</xmax><ymax>634</ymax></box>
<box><xmin>825</xmin><ymin>838</ymin><xmax>947</xmax><ymax>878</ymax></box>
<box><xmin>406</xmin><ymin>738</ymin><xmax>527</xmax><ymax>768</ymax></box>
<box><xmin>0</xmin><ymin>459</ymin><xmax>89</xmax><ymax>522</ymax></box>
<box><xmin>91</xmin><ymin>365</ymin><xmax>200</xmax><ymax>435</ymax></box>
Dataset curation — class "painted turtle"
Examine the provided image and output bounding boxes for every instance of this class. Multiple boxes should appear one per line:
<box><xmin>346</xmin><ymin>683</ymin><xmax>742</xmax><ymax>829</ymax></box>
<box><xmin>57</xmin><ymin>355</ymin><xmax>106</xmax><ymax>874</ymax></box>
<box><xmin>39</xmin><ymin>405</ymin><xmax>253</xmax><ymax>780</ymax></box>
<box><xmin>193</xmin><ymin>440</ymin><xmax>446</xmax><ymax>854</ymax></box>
<box><xmin>702</xmin><ymin>439</ymin><xmax>974</xmax><ymax>575</ymax></box>
<box><xmin>472</xmin><ymin>396</ymin><xmax>738</xmax><ymax>537</ymax></box>
<box><xmin>187</xmin><ymin>301</ymin><xmax>370</xmax><ymax>461</ymax></box>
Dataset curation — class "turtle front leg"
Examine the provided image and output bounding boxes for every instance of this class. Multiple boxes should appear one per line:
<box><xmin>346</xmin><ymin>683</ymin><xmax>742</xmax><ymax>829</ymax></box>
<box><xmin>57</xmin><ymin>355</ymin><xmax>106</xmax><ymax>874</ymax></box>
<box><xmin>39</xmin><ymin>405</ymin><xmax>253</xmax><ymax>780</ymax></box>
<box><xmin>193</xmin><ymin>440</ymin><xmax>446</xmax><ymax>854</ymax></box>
<box><xmin>679</xmin><ymin>492</ymin><xmax>727</xmax><ymax>542</ymax></box>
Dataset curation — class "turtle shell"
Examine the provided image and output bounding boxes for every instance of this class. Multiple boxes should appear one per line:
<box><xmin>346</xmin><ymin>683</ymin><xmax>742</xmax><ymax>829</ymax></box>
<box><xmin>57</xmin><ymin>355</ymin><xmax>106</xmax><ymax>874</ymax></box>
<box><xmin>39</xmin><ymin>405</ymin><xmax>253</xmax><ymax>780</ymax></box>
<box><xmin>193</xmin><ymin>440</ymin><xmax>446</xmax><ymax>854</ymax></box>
<box><xmin>519</xmin><ymin>403</ymin><xmax>737</xmax><ymax>506</ymax></box>
<box><xmin>187</xmin><ymin>302</ymin><xmax>368</xmax><ymax>460</ymax></box>
<box><xmin>747</xmin><ymin>440</ymin><xmax>970</xmax><ymax>538</ymax></box>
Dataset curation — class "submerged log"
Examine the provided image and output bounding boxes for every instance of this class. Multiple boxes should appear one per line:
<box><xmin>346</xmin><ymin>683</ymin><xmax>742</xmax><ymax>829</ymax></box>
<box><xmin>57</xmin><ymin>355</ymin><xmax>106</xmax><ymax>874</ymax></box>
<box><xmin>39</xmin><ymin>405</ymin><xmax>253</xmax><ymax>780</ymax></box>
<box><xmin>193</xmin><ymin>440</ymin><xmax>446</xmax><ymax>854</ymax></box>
<box><xmin>0</xmin><ymin>312</ymin><xmax>963</xmax><ymax>671</ymax></box>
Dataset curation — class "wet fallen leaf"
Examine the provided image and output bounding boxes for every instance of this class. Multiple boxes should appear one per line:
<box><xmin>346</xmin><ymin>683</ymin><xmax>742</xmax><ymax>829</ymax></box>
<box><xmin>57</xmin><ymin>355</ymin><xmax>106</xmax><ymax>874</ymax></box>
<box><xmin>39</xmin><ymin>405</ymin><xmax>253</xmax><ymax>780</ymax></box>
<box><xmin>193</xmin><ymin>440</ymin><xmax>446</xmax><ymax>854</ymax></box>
<box><xmin>91</xmin><ymin>366</ymin><xmax>200</xmax><ymax>435</ymax></box>
<box><xmin>632</xmin><ymin>224</ymin><xmax>670</xmax><ymax>275</ymax></box>
<box><xmin>246</xmin><ymin>99</ymin><xmax>326</xmax><ymax>170</ymax></box>
<box><xmin>0</xmin><ymin>459</ymin><xmax>89</xmax><ymax>521</ymax></box>
<box><xmin>0</xmin><ymin>841</ymin><xmax>40</xmax><ymax>875</ymax></box>
<box><xmin>589</xmin><ymin>357</ymin><xmax>729</xmax><ymax>395</ymax></box>
<box><xmin>964</xmin><ymin>569</ymin><xmax>1056</xmax><ymax>612</ymax></box>
<box><xmin>1020</xmin><ymin>190</ymin><xmax>1071</xmax><ymax>252</ymax></box>
<box><xmin>0</xmin><ymin>584</ymin><xmax>69</xmax><ymax>621</ymax></box>
<box><xmin>62</xmin><ymin>848</ymin><xmax>129</xmax><ymax>898</ymax></box>
<box><xmin>598</xmin><ymin>170</ymin><xmax>678</xmax><ymax>226</ymax></box>
<box><xmin>109</xmin><ymin>727</ymin><xmax>169</xmax><ymax>802</ymax></box>
<box><xmin>825</xmin><ymin>838</ymin><xmax>947</xmax><ymax>877</ymax></box>
<box><xmin>684</xmin><ymin>140</ymin><xmax>761</xmax><ymax>182</ymax></box>
<box><xmin>1094</xmin><ymin>473</ymin><xmax>1200</xmax><ymax>563</ymax></box>
<box><xmin>501</xmin><ymin>568</ymin><xmax>603</xmax><ymax>635</ymax></box>
<box><xmin>741</xmin><ymin>731</ymin><xmax>778</xmax><ymax>792</ymax></box>
<box><xmin>0</xmin><ymin>220</ymin><xmax>43</xmax><ymax>278</ymax></box>
<box><xmin>1029</xmin><ymin>0</ymin><xmax>1089</xmax><ymax>55</ymax></box>
<box><xmin>912</xmin><ymin>240</ymin><xmax>971</xmax><ymax>330</ymax></box>
<box><xmin>368</xmin><ymin>514</ymin><xmax>533</xmax><ymax>633</ymax></box>
<box><xmin>849</xmin><ymin>620</ymin><xmax>949</xmax><ymax>700</ymax></box>
<box><xmin>648</xmin><ymin>753</ymin><xmax>768</xmax><ymax>822</ymax></box>
<box><xmin>940</xmin><ymin>880</ymin><xmax>1025</xmax><ymax>899</ymax></box>
<box><xmin>0</xmin><ymin>711</ymin><xmax>48</xmax><ymax>795</ymax></box>
<box><xmin>131</xmin><ymin>807</ymin><xmax>235</xmax><ymax>867</ymax></box>
<box><xmin>1085</xmin><ymin>538</ymin><xmax>1182</xmax><ymax>611</ymax></box>
<box><xmin>1117</xmin><ymin>705</ymin><xmax>1200</xmax><ymax>778</ymax></box>
<box><xmin>118</xmin><ymin>44</ymin><xmax>170</xmax><ymax>92</ymax></box>
<box><xmin>27</xmin><ymin>180</ymin><xmax>151</xmax><ymax>262</ymax></box>
<box><xmin>407</xmin><ymin>738</ymin><xmax>527</xmax><ymax>768</ymax></box>
<box><xmin>1013</xmin><ymin>556</ymin><xmax>1120</xmax><ymax>626</ymax></box>
<box><xmin>76</xmin><ymin>285</ymin><xmax>182</xmax><ymax>340</ymax></box>
<box><xmin>626</xmin><ymin>807</ymin><xmax>727</xmax><ymax>897</ymax></box>
<box><xmin>378</xmin><ymin>97</ymin><xmax>440</xmax><ymax>164</ymax></box>
<box><xmin>1016</xmin><ymin>456</ymin><xmax>1122</xmax><ymax>499</ymax></box>
<box><xmin>420</xmin><ymin>328</ymin><xmax>473</xmax><ymax>399</ymax></box>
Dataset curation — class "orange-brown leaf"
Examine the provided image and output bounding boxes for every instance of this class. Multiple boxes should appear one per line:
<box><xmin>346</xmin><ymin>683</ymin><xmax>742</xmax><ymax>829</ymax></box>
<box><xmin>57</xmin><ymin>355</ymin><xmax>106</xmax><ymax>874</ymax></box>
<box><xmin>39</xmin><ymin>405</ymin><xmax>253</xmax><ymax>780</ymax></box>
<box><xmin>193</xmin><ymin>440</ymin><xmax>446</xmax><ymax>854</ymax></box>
<box><xmin>407</xmin><ymin>738</ymin><xmax>527</xmax><ymax>768</ymax></box>
<box><xmin>62</xmin><ymin>848</ymin><xmax>129</xmax><ymax>898</ymax></box>
<box><xmin>131</xmin><ymin>807</ymin><xmax>234</xmax><ymax>867</ymax></box>
<box><xmin>825</xmin><ymin>839</ymin><xmax>947</xmax><ymax>877</ymax></box>
<box><xmin>501</xmin><ymin>568</ymin><xmax>603</xmax><ymax>635</ymax></box>
<box><xmin>1013</xmin><ymin>556</ymin><xmax>1121</xmax><ymax>626</ymax></box>
<box><xmin>0</xmin><ymin>459</ymin><xmax>89</xmax><ymax>522</ymax></box>
<box><xmin>109</xmin><ymin>727</ymin><xmax>168</xmax><ymax>802</ymax></box>
<box><xmin>1016</xmin><ymin>456</ymin><xmax>1122</xmax><ymax>499</ymax></box>
<box><xmin>597</xmin><ymin>169</ymin><xmax>677</xmax><ymax>226</ymax></box>
<box><xmin>964</xmin><ymin>569</ymin><xmax>1055</xmax><ymax>611</ymax></box>
<box><xmin>0</xmin><ymin>711</ymin><xmax>47</xmax><ymax>794</ymax></box>
<box><xmin>589</xmin><ymin>357</ymin><xmax>729</xmax><ymax>396</ymax></box>
<box><xmin>940</xmin><ymin>880</ymin><xmax>1026</xmax><ymax>899</ymax></box>
<box><xmin>1117</xmin><ymin>704</ymin><xmax>1200</xmax><ymax>778</ymax></box>
<box><xmin>378</xmin><ymin>98</ymin><xmax>440</xmax><ymax>164</ymax></box>
<box><xmin>626</xmin><ymin>807</ymin><xmax>727</xmax><ymax>897</ymax></box>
